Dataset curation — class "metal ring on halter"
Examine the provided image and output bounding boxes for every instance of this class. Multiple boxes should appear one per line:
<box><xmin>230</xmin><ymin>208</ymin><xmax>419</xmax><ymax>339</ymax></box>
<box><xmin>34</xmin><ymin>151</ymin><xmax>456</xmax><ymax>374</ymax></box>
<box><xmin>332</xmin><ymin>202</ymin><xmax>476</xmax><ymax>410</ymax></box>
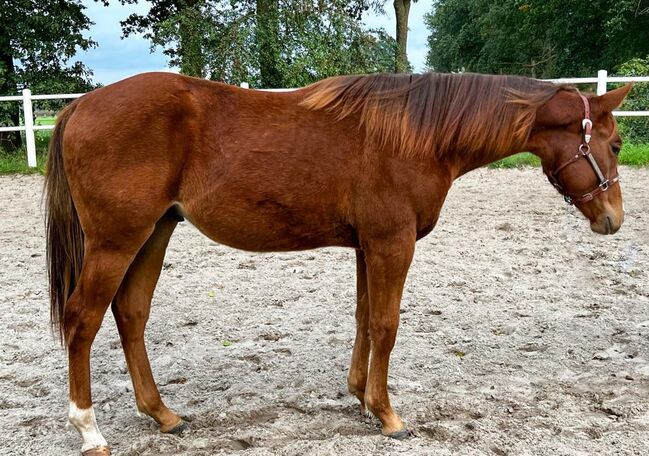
<box><xmin>579</xmin><ymin>144</ymin><xmax>590</xmax><ymax>154</ymax></box>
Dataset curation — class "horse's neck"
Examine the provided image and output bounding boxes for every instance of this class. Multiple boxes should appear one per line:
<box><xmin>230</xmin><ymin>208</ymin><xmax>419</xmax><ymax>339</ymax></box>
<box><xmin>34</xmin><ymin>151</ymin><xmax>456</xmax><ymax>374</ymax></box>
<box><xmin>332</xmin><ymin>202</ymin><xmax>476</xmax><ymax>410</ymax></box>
<box><xmin>444</xmin><ymin>144</ymin><xmax>527</xmax><ymax>178</ymax></box>
<box><xmin>427</xmin><ymin>100</ymin><xmax>532</xmax><ymax>178</ymax></box>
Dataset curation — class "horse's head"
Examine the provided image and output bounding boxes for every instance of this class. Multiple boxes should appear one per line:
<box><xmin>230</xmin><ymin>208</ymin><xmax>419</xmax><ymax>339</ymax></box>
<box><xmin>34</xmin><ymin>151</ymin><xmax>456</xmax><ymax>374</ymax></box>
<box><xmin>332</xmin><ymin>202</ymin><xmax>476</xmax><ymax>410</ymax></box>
<box><xmin>526</xmin><ymin>84</ymin><xmax>633</xmax><ymax>234</ymax></box>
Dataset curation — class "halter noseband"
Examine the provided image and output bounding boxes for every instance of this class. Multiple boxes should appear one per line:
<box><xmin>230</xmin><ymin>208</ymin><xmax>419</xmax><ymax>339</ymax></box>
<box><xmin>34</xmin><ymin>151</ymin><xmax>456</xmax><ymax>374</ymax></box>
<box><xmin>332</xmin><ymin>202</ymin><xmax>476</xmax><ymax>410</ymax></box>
<box><xmin>547</xmin><ymin>93</ymin><xmax>620</xmax><ymax>205</ymax></box>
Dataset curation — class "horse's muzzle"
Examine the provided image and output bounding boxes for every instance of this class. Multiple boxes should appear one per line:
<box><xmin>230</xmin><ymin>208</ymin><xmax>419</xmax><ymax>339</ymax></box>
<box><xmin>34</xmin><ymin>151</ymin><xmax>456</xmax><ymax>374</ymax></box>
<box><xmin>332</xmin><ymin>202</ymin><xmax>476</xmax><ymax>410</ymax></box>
<box><xmin>590</xmin><ymin>213</ymin><xmax>623</xmax><ymax>235</ymax></box>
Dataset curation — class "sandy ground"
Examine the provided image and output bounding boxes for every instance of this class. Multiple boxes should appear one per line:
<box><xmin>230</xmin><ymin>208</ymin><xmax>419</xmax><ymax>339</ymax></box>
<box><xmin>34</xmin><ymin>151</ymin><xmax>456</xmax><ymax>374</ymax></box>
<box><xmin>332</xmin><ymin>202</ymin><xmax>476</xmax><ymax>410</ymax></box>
<box><xmin>1</xmin><ymin>168</ymin><xmax>648</xmax><ymax>456</ymax></box>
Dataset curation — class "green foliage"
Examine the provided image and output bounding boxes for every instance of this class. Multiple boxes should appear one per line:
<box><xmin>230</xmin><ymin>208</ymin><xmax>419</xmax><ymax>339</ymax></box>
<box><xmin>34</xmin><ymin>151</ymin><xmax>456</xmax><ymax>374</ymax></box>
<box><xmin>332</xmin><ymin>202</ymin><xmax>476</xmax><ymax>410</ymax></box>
<box><xmin>0</xmin><ymin>0</ymin><xmax>97</xmax><ymax>150</ymax></box>
<box><xmin>209</xmin><ymin>0</ymin><xmax>399</xmax><ymax>87</ymax></box>
<box><xmin>118</xmin><ymin>0</ymin><xmax>208</xmax><ymax>77</ymax></box>
<box><xmin>0</xmin><ymin>1</ymin><xmax>95</xmax><ymax>75</ymax></box>
<box><xmin>0</xmin><ymin>1</ymin><xmax>97</xmax><ymax>95</ymax></box>
<box><xmin>425</xmin><ymin>0</ymin><xmax>649</xmax><ymax>78</ymax></box>
<box><xmin>261</xmin><ymin>2</ymin><xmax>398</xmax><ymax>87</ymax></box>
<box><xmin>615</xmin><ymin>57</ymin><xmax>649</xmax><ymax>144</ymax></box>
<box><xmin>114</xmin><ymin>0</ymin><xmax>398</xmax><ymax>87</ymax></box>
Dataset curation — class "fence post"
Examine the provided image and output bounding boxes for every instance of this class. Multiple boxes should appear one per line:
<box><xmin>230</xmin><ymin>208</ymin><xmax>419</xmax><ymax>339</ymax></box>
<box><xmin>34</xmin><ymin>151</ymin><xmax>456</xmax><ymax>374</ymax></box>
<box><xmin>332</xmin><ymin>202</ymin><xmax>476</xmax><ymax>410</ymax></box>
<box><xmin>22</xmin><ymin>88</ymin><xmax>37</xmax><ymax>168</ymax></box>
<box><xmin>240</xmin><ymin>82</ymin><xmax>249</xmax><ymax>89</ymax></box>
<box><xmin>596</xmin><ymin>69</ymin><xmax>607</xmax><ymax>96</ymax></box>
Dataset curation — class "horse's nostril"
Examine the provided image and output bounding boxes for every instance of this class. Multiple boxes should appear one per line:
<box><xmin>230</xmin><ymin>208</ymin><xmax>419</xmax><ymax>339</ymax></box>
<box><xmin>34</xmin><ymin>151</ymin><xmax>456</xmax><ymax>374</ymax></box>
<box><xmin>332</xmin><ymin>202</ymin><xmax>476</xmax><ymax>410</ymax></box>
<box><xmin>605</xmin><ymin>216</ymin><xmax>613</xmax><ymax>234</ymax></box>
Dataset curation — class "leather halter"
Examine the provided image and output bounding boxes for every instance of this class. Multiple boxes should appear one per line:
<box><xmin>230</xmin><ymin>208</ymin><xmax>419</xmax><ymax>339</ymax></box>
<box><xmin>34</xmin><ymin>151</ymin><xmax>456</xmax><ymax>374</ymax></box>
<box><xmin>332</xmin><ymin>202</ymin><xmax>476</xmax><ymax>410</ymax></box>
<box><xmin>547</xmin><ymin>93</ymin><xmax>620</xmax><ymax>205</ymax></box>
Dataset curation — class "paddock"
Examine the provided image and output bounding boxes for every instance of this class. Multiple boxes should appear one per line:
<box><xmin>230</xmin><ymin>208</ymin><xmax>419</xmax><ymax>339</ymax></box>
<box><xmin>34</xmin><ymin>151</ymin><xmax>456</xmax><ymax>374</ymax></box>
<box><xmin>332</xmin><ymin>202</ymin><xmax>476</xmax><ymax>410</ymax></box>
<box><xmin>1</xmin><ymin>168</ymin><xmax>648</xmax><ymax>455</ymax></box>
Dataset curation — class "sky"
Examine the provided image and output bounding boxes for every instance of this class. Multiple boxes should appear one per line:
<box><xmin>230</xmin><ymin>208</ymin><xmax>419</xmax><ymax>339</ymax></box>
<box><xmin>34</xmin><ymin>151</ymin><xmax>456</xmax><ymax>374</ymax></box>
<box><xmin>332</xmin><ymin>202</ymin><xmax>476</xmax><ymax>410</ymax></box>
<box><xmin>74</xmin><ymin>1</ymin><xmax>431</xmax><ymax>86</ymax></box>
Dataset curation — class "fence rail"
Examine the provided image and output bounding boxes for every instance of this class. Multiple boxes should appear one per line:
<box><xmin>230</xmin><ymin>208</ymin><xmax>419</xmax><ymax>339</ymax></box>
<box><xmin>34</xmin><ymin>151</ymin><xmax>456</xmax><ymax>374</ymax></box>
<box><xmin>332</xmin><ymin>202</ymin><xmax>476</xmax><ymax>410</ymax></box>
<box><xmin>1</xmin><ymin>70</ymin><xmax>647</xmax><ymax>167</ymax></box>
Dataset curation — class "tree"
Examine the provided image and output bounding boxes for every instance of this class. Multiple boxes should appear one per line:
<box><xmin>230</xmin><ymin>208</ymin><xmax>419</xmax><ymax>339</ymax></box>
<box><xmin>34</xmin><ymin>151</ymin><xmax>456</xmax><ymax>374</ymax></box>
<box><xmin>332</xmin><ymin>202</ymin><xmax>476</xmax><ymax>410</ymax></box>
<box><xmin>209</xmin><ymin>0</ymin><xmax>398</xmax><ymax>87</ymax></box>
<box><xmin>115</xmin><ymin>0</ymin><xmax>207</xmax><ymax>77</ymax></box>
<box><xmin>0</xmin><ymin>0</ymin><xmax>96</xmax><ymax>150</ymax></box>
<box><xmin>114</xmin><ymin>0</ymin><xmax>398</xmax><ymax>87</ymax></box>
<box><xmin>425</xmin><ymin>0</ymin><xmax>649</xmax><ymax>78</ymax></box>
<box><xmin>256</xmin><ymin>0</ymin><xmax>283</xmax><ymax>87</ymax></box>
<box><xmin>393</xmin><ymin>0</ymin><xmax>417</xmax><ymax>73</ymax></box>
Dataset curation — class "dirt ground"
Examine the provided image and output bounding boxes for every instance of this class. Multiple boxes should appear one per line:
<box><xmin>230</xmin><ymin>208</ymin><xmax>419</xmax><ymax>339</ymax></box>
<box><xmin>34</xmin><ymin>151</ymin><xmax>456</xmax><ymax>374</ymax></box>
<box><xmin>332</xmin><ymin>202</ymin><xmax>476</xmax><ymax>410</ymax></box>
<box><xmin>1</xmin><ymin>168</ymin><xmax>648</xmax><ymax>456</ymax></box>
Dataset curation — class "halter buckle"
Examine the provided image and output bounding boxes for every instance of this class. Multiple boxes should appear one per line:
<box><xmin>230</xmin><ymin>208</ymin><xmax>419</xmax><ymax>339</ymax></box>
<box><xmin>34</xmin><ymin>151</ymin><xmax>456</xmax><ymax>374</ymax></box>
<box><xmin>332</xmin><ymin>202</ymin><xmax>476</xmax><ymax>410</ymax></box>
<box><xmin>582</xmin><ymin>119</ymin><xmax>592</xmax><ymax>144</ymax></box>
<box><xmin>580</xmin><ymin>192</ymin><xmax>594</xmax><ymax>203</ymax></box>
<box><xmin>599</xmin><ymin>180</ymin><xmax>610</xmax><ymax>191</ymax></box>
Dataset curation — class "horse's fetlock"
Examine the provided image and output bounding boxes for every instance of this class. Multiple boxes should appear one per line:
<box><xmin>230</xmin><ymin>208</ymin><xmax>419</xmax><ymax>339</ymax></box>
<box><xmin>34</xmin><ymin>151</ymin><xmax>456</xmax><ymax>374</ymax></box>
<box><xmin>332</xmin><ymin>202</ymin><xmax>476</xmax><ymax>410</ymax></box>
<box><xmin>363</xmin><ymin>394</ymin><xmax>382</xmax><ymax>415</ymax></box>
<box><xmin>348</xmin><ymin>379</ymin><xmax>365</xmax><ymax>399</ymax></box>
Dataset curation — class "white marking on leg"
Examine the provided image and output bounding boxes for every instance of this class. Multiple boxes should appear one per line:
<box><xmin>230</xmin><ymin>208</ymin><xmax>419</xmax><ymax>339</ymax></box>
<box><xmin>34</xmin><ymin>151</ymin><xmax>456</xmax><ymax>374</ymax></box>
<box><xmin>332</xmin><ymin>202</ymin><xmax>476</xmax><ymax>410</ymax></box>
<box><xmin>69</xmin><ymin>402</ymin><xmax>108</xmax><ymax>452</ymax></box>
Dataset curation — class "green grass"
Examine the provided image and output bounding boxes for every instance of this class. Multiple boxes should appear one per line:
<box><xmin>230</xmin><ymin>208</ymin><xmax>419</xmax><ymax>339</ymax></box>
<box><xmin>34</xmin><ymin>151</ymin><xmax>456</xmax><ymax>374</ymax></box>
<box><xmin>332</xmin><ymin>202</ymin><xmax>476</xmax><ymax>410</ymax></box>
<box><xmin>490</xmin><ymin>152</ymin><xmax>541</xmax><ymax>169</ymax></box>
<box><xmin>617</xmin><ymin>143</ymin><xmax>649</xmax><ymax>166</ymax></box>
<box><xmin>490</xmin><ymin>143</ymin><xmax>649</xmax><ymax>168</ymax></box>
<box><xmin>0</xmin><ymin>150</ymin><xmax>46</xmax><ymax>175</ymax></box>
<box><xmin>35</xmin><ymin>116</ymin><xmax>56</xmax><ymax>126</ymax></box>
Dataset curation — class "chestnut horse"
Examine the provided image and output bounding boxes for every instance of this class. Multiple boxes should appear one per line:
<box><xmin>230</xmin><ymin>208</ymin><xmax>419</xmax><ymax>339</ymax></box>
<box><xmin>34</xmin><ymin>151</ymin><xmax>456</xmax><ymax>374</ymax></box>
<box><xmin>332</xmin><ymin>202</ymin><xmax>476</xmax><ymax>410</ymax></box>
<box><xmin>45</xmin><ymin>72</ymin><xmax>631</xmax><ymax>455</ymax></box>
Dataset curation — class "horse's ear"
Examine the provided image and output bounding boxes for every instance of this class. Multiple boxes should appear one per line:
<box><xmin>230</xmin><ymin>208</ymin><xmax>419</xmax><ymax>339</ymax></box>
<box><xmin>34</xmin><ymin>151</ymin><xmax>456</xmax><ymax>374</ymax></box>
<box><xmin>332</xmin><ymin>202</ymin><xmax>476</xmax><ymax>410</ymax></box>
<box><xmin>592</xmin><ymin>83</ymin><xmax>633</xmax><ymax>113</ymax></box>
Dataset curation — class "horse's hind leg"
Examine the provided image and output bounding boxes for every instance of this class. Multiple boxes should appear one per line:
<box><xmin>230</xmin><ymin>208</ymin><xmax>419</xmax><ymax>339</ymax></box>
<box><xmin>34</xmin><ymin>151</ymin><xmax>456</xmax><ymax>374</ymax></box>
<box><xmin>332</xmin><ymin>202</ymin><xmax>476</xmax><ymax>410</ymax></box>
<box><xmin>348</xmin><ymin>250</ymin><xmax>370</xmax><ymax>414</ymax></box>
<box><xmin>111</xmin><ymin>212</ymin><xmax>184</xmax><ymax>433</ymax></box>
<box><xmin>66</xmin><ymin>232</ymin><xmax>153</xmax><ymax>456</ymax></box>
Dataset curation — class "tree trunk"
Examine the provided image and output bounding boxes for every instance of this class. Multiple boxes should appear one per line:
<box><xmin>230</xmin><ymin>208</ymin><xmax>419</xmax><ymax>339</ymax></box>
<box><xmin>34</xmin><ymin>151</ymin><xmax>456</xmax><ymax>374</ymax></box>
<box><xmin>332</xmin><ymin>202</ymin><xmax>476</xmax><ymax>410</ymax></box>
<box><xmin>393</xmin><ymin>0</ymin><xmax>411</xmax><ymax>73</ymax></box>
<box><xmin>256</xmin><ymin>0</ymin><xmax>283</xmax><ymax>88</ymax></box>
<box><xmin>0</xmin><ymin>48</ymin><xmax>21</xmax><ymax>151</ymax></box>
<box><xmin>178</xmin><ymin>0</ymin><xmax>204</xmax><ymax>77</ymax></box>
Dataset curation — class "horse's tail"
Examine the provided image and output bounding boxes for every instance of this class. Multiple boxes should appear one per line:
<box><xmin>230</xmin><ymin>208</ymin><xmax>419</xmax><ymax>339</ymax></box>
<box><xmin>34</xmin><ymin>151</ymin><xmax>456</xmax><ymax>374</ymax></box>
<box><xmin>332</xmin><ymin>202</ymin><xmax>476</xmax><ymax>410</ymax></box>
<box><xmin>45</xmin><ymin>102</ymin><xmax>82</xmax><ymax>344</ymax></box>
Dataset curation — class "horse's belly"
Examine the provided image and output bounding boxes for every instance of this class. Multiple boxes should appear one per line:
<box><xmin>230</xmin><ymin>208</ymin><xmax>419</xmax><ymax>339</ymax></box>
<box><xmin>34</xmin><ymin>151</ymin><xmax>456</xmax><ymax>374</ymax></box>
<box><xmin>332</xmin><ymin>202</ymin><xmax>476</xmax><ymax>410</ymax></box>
<box><xmin>182</xmin><ymin>197</ymin><xmax>356</xmax><ymax>252</ymax></box>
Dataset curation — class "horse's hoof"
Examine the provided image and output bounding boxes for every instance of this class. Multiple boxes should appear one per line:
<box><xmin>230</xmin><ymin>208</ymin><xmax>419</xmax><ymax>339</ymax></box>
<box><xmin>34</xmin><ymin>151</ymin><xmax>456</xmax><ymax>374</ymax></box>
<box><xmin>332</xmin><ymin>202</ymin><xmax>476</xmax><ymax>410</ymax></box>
<box><xmin>164</xmin><ymin>419</ymin><xmax>189</xmax><ymax>435</ymax></box>
<box><xmin>386</xmin><ymin>428</ymin><xmax>414</xmax><ymax>440</ymax></box>
<box><xmin>82</xmin><ymin>445</ymin><xmax>111</xmax><ymax>456</ymax></box>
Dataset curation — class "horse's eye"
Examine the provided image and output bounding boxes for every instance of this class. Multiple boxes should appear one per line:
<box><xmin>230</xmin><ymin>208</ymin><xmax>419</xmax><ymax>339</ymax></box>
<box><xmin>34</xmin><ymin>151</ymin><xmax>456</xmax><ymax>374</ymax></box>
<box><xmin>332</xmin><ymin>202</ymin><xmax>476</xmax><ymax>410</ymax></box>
<box><xmin>611</xmin><ymin>144</ymin><xmax>621</xmax><ymax>156</ymax></box>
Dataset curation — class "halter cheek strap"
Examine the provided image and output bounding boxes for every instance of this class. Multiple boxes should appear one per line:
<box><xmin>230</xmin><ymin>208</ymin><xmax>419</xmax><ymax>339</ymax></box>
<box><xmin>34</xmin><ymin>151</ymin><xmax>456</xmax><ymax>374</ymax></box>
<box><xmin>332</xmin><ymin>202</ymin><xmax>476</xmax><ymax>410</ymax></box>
<box><xmin>547</xmin><ymin>92</ymin><xmax>620</xmax><ymax>205</ymax></box>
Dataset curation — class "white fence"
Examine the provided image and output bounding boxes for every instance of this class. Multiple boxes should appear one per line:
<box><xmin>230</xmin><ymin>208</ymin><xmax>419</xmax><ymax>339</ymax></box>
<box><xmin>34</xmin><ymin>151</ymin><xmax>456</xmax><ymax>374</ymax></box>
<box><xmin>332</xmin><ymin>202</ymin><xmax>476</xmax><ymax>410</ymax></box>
<box><xmin>1</xmin><ymin>69</ymin><xmax>648</xmax><ymax>168</ymax></box>
<box><xmin>0</xmin><ymin>91</ymin><xmax>84</xmax><ymax>167</ymax></box>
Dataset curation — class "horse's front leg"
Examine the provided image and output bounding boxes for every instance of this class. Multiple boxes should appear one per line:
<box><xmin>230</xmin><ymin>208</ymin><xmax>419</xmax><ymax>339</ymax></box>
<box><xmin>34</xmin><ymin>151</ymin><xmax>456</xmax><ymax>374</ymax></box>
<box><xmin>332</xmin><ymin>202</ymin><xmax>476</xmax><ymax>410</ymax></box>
<box><xmin>363</xmin><ymin>230</ymin><xmax>415</xmax><ymax>438</ymax></box>
<box><xmin>348</xmin><ymin>249</ymin><xmax>370</xmax><ymax>414</ymax></box>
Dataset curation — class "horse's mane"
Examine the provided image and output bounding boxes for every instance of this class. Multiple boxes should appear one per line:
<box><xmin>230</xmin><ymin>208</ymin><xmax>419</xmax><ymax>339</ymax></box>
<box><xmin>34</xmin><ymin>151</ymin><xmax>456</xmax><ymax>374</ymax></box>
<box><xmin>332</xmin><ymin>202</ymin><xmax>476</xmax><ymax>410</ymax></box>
<box><xmin>301</xmin><ymin>72</ymin><xmax>573</xmax><ymax>159</ymax></box>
